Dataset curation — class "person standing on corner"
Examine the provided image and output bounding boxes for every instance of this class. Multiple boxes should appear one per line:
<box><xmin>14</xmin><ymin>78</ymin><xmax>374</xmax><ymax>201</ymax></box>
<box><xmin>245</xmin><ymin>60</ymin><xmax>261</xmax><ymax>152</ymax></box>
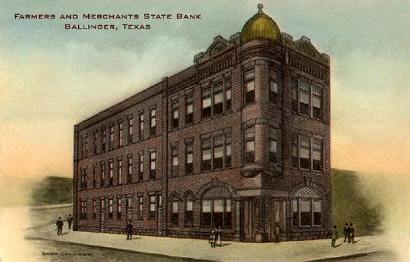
<box><xmin>349</xmin><ymin>223</ymin><xmax>355</xmax><ymax>243</ymax></box>
<box><xmin>209</xmin><ymin>229</ymin><xmax>216</xmax><ymax>248</ymax></box>
<box><xmin>126</xmin><ymin>219</ymin><xmax>133</xmax><ymax>240</ymax></box>
<box><xmin>67</xmin><ymin>214</ymin><xmax>73</xmax><ymax>230</ymax></box>
<box><xmin>343</xmin><ymin>223</ymin><xmax>350</xmax><ymax>242</ymax></box>
<box><xmin>331</xmin><ymin>225</ymin><xmax>338</xmax><ymax>248</ymax></box>
<box><xmin>274</xmin><ymin>223</ymin><xmax>281</xmax><ymax>243</ymax></box>
<box><xmin>56</xmin><ymin>217</ymin><xmax>64</xmax><ymax>236</ymax></box>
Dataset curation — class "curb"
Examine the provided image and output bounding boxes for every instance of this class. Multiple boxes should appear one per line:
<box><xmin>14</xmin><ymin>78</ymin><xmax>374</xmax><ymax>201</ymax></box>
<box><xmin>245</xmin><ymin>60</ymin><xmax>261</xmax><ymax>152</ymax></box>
<box><xmin>305</xmin><ymin>251</ymin><xmax>381</xmax><ymax>261</ymax></box>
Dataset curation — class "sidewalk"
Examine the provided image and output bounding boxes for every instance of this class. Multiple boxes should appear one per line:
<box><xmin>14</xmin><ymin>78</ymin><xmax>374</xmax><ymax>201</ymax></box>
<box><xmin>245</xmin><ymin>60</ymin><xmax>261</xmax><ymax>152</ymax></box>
<box><xmin>26</xmin><ymin>225</ymin><xmax>389</xmax><ymax>262</ymax></box>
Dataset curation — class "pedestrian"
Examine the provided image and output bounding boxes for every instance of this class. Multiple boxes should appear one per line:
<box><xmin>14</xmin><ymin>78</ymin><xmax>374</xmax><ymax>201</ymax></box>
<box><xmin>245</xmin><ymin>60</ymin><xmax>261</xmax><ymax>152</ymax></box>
<box><xmin>216</xmin><ymin>226</ymin><xmax>222</xmax><ymax>247</ymax></box>
<box><xmin>274</xmin><ymin>223</ymin><xmax>280</xmax><ymax>243</ymax></box>
<box><xmin>126</xmin><ymin>219</ymin><xmax>133</xmax><ymax>240</ymax></box>
<box><xmin>67</xmin><ymin>214</ymin><xmax>73</xmax><ymax>230</ymax></box>
<box><xmin>349</xmin><ymin>223</ymin><xmax>355</xmax><ymax>243</ymax></box>
<box><xmin>331</xmin><ymin>225</ymin><xmax>338</xmax><ymax>248</ymax></box>
<box><xmin>209</xmin><ymin>230</ymin><xmax>216</xmax><ymax>248</ymax></box>
<box><xmin>343</xmin><ymin>223</ymin><xmax>350</xmax><ymax>243</ymax></box>
<box><xmin>56</xmin><ymin>217</ymin><xmax>64</xmax><ymax>236</ymax></box>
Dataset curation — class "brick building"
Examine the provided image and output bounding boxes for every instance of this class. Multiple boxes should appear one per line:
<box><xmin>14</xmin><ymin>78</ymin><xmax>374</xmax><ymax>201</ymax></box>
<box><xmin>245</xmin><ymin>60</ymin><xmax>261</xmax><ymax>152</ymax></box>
<box><xmin>73</xmin><ymin>4</ymin><xmax>331</xmax><ymax>242</ymax></box>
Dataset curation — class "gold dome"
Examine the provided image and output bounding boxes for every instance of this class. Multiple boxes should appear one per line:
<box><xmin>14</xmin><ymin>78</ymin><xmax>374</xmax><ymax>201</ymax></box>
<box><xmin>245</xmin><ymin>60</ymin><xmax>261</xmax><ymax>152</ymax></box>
<box><xmin>241</xmin><ymin>4</ymin><xmax>281</xmax><ymax>43</ymax></box>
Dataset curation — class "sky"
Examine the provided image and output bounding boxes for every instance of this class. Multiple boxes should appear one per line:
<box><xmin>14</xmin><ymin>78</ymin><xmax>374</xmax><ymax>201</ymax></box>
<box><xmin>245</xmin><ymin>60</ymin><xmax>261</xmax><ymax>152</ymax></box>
<box><xmin>0</xmin><ymin>0</ymin><xmax>409</xmax><ymax>180</ymax></box>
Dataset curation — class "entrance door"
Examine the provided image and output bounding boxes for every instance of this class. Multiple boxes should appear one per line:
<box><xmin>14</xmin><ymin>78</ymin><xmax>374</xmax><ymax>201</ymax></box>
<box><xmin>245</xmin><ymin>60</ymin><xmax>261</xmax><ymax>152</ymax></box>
<box><xmin>243</xmin><ymin>200</ymin><xmax>254</xmax><ymax>241</ymax></box>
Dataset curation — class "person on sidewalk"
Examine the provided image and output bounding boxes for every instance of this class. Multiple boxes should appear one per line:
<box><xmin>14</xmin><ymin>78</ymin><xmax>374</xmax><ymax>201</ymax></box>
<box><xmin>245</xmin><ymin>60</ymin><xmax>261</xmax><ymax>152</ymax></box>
<box><xmin>331</xmin><ymin>225</ymin><xmax>338</xmax><ymax>248</ymax></box>
<box><xmin>343</xmin><ymin>223</ymin><xmax>350</xmax><ymax>242</ymax></box>
<box><xmin>126</xmin><ymin>219</ymin><xmax>133</xmax><ymax>240</ymax></box>
<box><xmin>209</xmin><ymin>230</ymin><xmax>216</xmax><ymax>248</ymax></box>
<box><xmin>56</xmin><ymin>217</ymin><xmax>64</xmax><ymax>236</ymax></box>
<box><xmin>67</xmin><ymin>214</ymin><xmax>73</xmax><ymax>230</ymax></box>
<box><xmin>216</xmin><ymin>226</ymin><xmax>222</xmax><ymax>247</ymax></box>
<box><xmin>349</xmin><ymin>223</ymin><xmax>355</xmax><ymax>243</ymax></box>
<box><xmin>274</xmin><ymin>223</ymin><xmax>280</xmax><ymax>243</ymax></box>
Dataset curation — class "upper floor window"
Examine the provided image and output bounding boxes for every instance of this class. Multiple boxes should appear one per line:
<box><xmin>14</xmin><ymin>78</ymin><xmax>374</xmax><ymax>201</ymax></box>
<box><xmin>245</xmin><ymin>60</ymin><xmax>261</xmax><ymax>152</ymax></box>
<box><xmin>138</xmin><ymin>152</ymin><xmax>144</xmax><ymax>181</ymax></box>
<box><xmin>138</xmin><ymin>112</ymin><xmax>144</xmax><ymax>140</ymax></box>
<box><xmin>92</xmin><ymin>164</ymin><xmax>97</xmax><ymax>188</ymax></box>
<box><xmin>171</xmin><ymin>145</ymin><xmax>179</xmax><ymax>176</ymax></box>
<box><xmin>213</xmin><ymin>135</ymin><xmax>224</xmax><ymax>169</ymax></box>
<box><xmin>128</xmin><ymin>116</ymin><xmax>133</xmax><ymax>144</ymax></box>
<box><xmin>312</xmin><ymin>138</ymin><xmax>322</xmax><ymax>172</ymax></box>
<box><xmin>185</xmin><ymin>140</ymin><xmax>193</xmax><ymax>174</ymax></box>
<box><xmin>312</xmin><ymin>86</ymin><xmax>322</xmax><ymax>119</ymax></box>
<box><xmin>149</xmin><ymin>151</ymin><xmax>156</xmax><ymax>180</ymax></box>
<box><xmin>299</xmin><ymin>81</ymin><xmax>310</xmax><ymax>116</ymax></box>
<box><xmin>269</xmin><ymin>128</ymin><xmax>278</xmax><ymax>165</ymax></box>
<box><xmin>244</xmin><ymin>70</ymin><xmax>255</xmax><ymax>105</ymax></box>
<box><xmin>117</xmin><ymin>198</ymin><xmax>122</xmax><ymax>219</ymax></box>
<box><xmin>138</xmin><ymin>196</ymin><xmax>143</xmax><ymax>219</ymax></box>
<box><xmin>185</xmin><ymin>96</ymin><xmax>194</xmax><ymax>125</ymax></box>
<box><xmin>225</xmin><ymin>133</ymin><xmax>232</xmax><ymax>168</ymax></box>
<box><xmin>171</xmin><ymin>100</ymin><xmax>179</xmax><ymax>129</ymax></box>
<box><xmin>244</xmin><ymin>126</ymin><xmax>255</xmax><ymax>163</ymax></box>
<box><xmin>117</xmin><ymin>159</ymin><xmax>123</xmax><ymax>185</ymax></box>
<box><xmin>93</xmin><ymin>130</ymin><xmax>98</xmax><ymax>154</ymax></box>
<box><xmin>81</xmin><ymin>135</ymin><xmax>88</xmax><ymax>158</ymax></box>
<box><xmin>202</xmin><ymin>87</ymin><xmax>212</xmax><ymax>119</ymax></box>
<box><xmin>100</xmin><ymin>162</ymin><xmax>105</xmax><ymax>187</ymax></box>
<box><xmin>109</xmin><ymin>161</ymin><xmax>114</xmax><ymax>186</ymax></box>
<box><xmin>299</xmin><ymin>136</ymin><xmax>311</xmax><ymax>170</ymax></box>
<box><xmin>297</xmin><ymin>80</ymin><xmax>323</xmax><ymax>120</ymax></box>
<box><xmin>127</xmin><ymin>156</ymin><xmax>133</xmax><ymax>184</ymax></box>
<box><xmin>108</xmin><ymin>199</ymin><xmax>113</xmax><ymax>218</ymax></box>
<box><xmin>213</xmin><ymin>82</ymin><xmax>223</xmax><ymax>115</ymax></box>
<box><xmin>80</xmin><ymin>169</ymin><xmax>87</xmax><ymax>190</ymax></box>
<box><xmin>92</xmin><ymin>199</ymin><xmax>97</xmax><ymax>219</ymax></box>
<box><xmin>109</xmin><ymin>125</ymin><xmax>114</xmax><ymax>149</ymax></box>
<box><xmin>150</xmin><ymin>108</ymin><xmax>156</xmax><ymax>136</ymax></box>
<box><xmin>101</xmin><ymin>127</ymin><xmax>106</xmax><ymax>152</ymax></box>
<box><xmin>118</xmin><ymin>120</ymin><xmax>124</xmax><ymax>147</ymax></box>
<box><xmin>201</xmin><ymin>137</ymin><xmax>212</xmax><ymax>171</ymax></box>
<box><xmin>269</xmin><ymin>74</ymin><xmax>279</xmax><ymax>104</ymax></box>
<box><xmin>225</xmin><ymin>77</ymin><xmax>232</xmax><ymax>112</ymax></box>
<box><xmin>80</xmin><ymin>200</ymin><xmax>87</xmax><ymax>219</ymax></box>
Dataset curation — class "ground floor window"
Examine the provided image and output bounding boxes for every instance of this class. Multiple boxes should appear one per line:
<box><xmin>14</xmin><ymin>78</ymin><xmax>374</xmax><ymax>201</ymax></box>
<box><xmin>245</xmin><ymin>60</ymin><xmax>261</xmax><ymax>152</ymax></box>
<box><xmin>201</xmin><ymin>199</ymin><xmax>232</xmax><ymax>228</ymax></box>
<box><xmin>171</xmin><ymin>201</ymin><xmax>179</xmax><ymax>226</ymax></box>
<box><xmin>292</xmin><ymin>198</ymin><xmax>322</xmax><ymax>227</ymax></box>
<box><xmin>185</xmin><ymin>200</ymin><xmax>193</xmax><ymax>227</ymax></box>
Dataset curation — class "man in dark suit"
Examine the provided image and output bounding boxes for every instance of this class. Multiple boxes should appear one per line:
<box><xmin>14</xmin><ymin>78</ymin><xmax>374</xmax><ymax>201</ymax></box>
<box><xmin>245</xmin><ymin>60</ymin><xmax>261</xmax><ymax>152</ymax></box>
<box><xmin>67</xmin><ymin>214</ymin><xmax>73</xmax><ymax>230</ymax></box>
<box><xmin>56</xmin><ymin>217</ymin><xmax>63</xmax><ymax>236</ymax></box>
<box><xmin>126</xmin><ymin>219</ymin><xmax>133</xmax><ymax>240</ymax></box>
<box><xmin>343</xmin><ymin>223</ymin><xmax>350</xmax><ymax>242</ymax></box>
<box><xmin>349</xmin><ymin>223</ymin><xmax>355</xmax><ymax>243</ymax></box>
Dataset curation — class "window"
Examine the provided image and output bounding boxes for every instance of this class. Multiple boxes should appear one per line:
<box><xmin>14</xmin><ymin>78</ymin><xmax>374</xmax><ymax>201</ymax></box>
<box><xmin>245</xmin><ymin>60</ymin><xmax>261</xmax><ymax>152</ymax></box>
<box><xmin>299</xmin><ymin>136</ymin><xmax>310</xmax><ymax>170</ymax></box>
<box><xmin>119</xmin><ymin>120</ymin><xmax>124</xmax><ymax>147</ymax></box>
<box><xmin>225</xmin><ymin>133</ymin><xmax>232</xmax><ymax>168</ymax></box>
<box><xmin>202</xmin><ymin>87</ymin><xmax>212</xmax><ymax>119</ymax></box>
<box><xmin>269</xmin><ymin>75</ymin><xmax>279</xmax><ymax>104</ymax></box>
<box><xmin>117</xmin><ymin>159</ymin><xmax>122</xmax><ymax>185</ymax></box>
<box><xmin>201</xmin><ymin>137</ymin><xmax>212</xmax><ymax>171</ymax></box>
<box><xmin>138</xmin><ymin>112</ymin><xmax>144</xmax><ymax>140</ymax></box>
<box><xmin>138</xmin><ymin>196</ymin><xmax>143</xmax><ymax>219</ymax></box>
<box><xmin>171</xmin><ymin>200</ymin><xmax>179</xmax><ymax>226</ymax></box>
<box><xmin>117</xmin><ymin>198</ymin><xmax>122</xmax><ymax>219</ymax></box>
<box><xmin>149</xmin><ymin>195</ymin><xmax>156</xmax><ymax>219</ymax></box>
<box><xmin>93</xmin><ymin>199</ymin><xmax>97</xmax><ymax>219</ymax></box>
<box><xmin>312</xmin><ymin>138</ymin><xmax>322</xmax><ymax>171</ymax></box>
<box><xmin>185</xmin><ymin>141</ymin><xmax>193</xmax><ymax>174</ymax></box>
<box><xmin>299</xmin><ymin>81</ymin><xmax>310</xmax><ymax>116</ymax></box>
<box><xmin>244</xmin><ymin>70</ymin><xmax>255</xmax><ymax>105</ymax></box>
<box><xmin>292</xmin><ymin>136</ymin><xmax>299</xmax><ymax>168</ymax></box>
<box><xmin>109</xmin><ymin>161</ymin><xmax>114</xmax><ymax>186</ymax></box>
<box><xmin>269</xmin><ymin>128</ymin><xmax>278</xmax><ymax>164</ymax></box>
<box><xmin>225</xmin><ymin>77</ymin><xmax>232</xmax><ymax>112</ymax></box>
<box><xmin>80</xmin><ymin>169</ymin><xmax>87</xmax><ymax>190</ymax></box>
<box><xmin>185</xmin><ymin>200</ymin><xmax>193</xmax><ymax>227</ymax></box>
<box><xmin>171</xmin><ymin>100</ymin><xmax>179</xmax><ymax>129</ymax></box>
<box><xmin>93</xmin><ymin>130</ymin><xmax>98</xmax><ymax>154</ymax></box>
<box><xmin>300</xmin><ymin>199</ymin><xmax>311</xmax><ymax>226</ymax></box>
<box><xmin>80</xmin><ymin>200</ymin><xmax>87</xmax><ymax>219</ymax></box>
<box><xmin>245</xmin><ymin>126</ymin><xmax>255</xmax><ymax>163</ymax></box>
<box><xmin>81</xmin><ymin>135</ymin><xmax>88</xmax><ymax>158</ymax></box>
<box><xmin>101</xmin><ymin>127</ymin><xmax>106</xmax><ymax>152</ymax></box>
<box><xmin>101</xmin><ymin>199</ymin><xmax>105</xmax><ymax>213</ymax></box>
<box><xmin>138</xmin><ymin>153</ymin><xmax>144</xmax><ymax>181</ymax></box>
<box><xmin>109</xmin><ymin>199</ymin><xmax>113</xmax><ymax>218</ymax></box>
<box><xmin>127</xmin><ymin>156</ymin><xmax>133</xmax><ymax>184</ymax></box>
<box><xmin>171</xmin><ymin>145</ymin><xmax>179</xmax><ymax>176</ymax></box>
<box><xmin>292</xmin><ymin>199</ymin><xmax>298</xmax><ymax>226</ymax></box>
<box><xmin>213</xmin><ymin>83</ymin><xmax>223</xmax><ymax>115</ymax></box>
<box><xmin>313</xmin><ymin>200</ymin><xmax>322</xmax><ymax>225</ymax></box>
<box><xmin>149</xmin><ymin>151</ymin><xmax>156</xmax><ymax>180</ymax></box>
<box><xmin>109</xmin><ymin>125</ymin><xmax>114</xmax><ymax>149</ymax></box>
<box><xmin>312</xmin><ymin>86</ymin><xmax>322</xmax><ymax>119</ymax></box>
<box><xmin>201</xmin><ymin>199</ymin><xmax>232</xmax><ymax>228</ymax></box>
<box><xmin>128</xmin><ymin>116</ymin><xmax>133</xmax><ymax>144</ymax></box>
<box><xmin>291</xmin><ymin>86</ymin><xmax>298</xmax><ymax>113</ymax></box>
<box><xmin>185</xmin><ymin>96</ymin><xmax>194</xmax><ymax>125</ymax></box>
<box><xmin>92</xmin><ymin>164</ymin><xmax>97</xmax><ymax>188</ymax></box>
<box><xmin>213</xmin><ymin>135</ymin><xmax>224</xmax><ymax>169</ymax></box>
<box><xmin>100</xmin><ymin>162</ymin><xmax>105</xmax><ymax>187</ymax></box>
<box><xmin>150</xmin><ymin>108</ymin><xmax>156</xmax><ymax>136</ymax></box>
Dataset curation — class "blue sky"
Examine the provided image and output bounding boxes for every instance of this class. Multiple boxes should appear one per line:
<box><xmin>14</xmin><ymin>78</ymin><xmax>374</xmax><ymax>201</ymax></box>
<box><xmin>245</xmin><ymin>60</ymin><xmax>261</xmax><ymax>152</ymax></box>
<box><xmin>0</xmin><ymin>0</ymin><xmax>409</xmax><ymax>178</ymax></box>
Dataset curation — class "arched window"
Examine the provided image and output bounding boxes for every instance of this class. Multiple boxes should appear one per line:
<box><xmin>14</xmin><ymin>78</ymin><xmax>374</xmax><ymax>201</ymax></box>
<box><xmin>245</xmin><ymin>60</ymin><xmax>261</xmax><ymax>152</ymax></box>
<box><xmin>292</xmin><ymin>187</ymin><xmax>322</xmax><ymax>227</ymax></box>
<box><xmin>201</xmin><ymin>186</ymin><xmax>232</xmax><ymax>228</ymax></box>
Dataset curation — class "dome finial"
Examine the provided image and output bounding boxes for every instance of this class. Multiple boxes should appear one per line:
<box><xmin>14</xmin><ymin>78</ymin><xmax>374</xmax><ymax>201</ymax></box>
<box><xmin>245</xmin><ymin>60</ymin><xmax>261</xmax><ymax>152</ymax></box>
<box><xmin>257</xmin><ymin>3</ymin><xmax>264</xmax><ymax>14</ymax></box>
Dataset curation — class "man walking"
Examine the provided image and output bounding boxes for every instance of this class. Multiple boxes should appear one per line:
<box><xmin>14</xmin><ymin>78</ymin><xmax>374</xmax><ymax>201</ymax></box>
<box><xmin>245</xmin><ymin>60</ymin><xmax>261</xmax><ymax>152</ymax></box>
<box><xmin>343</xmin><ymin>223</ymin><xmax>350</xmax><ymax>242</ymax></box>
<box><xmin>56</xmin><ymin>217</ymin><xmax>64</xmax><ymax>236</ymax></box>
<box><xmin>67</xmin><ymin>214</ymin><xmax>73</xmax><ymax>230</ymax></box>
<box><xmin>331</xmin><ymin>225</ymin><xmax>338</xmax><ymax>248</ymax></box>
<box><xmin>126</xmin><ymin>219</ymin><xmax>133</xmax><ymax>240</ymax></box>
<box><xmin>349</xmin><ymin>223</ymin><xmax>355</xmax><ymax>243</ymax></box>
<box><xmin>274</xmin><ymin>223</ymin><xmax>280</xmax><ymax>243</ymax></box>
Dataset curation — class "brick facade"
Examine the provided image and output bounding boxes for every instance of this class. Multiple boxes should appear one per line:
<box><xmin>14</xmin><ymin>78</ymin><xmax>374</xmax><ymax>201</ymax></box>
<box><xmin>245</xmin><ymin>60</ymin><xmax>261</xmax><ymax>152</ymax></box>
<box><xmin>73</xmin><ymin>10</ymin><xmax>331</xmax><ymax>242</ymax></box>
